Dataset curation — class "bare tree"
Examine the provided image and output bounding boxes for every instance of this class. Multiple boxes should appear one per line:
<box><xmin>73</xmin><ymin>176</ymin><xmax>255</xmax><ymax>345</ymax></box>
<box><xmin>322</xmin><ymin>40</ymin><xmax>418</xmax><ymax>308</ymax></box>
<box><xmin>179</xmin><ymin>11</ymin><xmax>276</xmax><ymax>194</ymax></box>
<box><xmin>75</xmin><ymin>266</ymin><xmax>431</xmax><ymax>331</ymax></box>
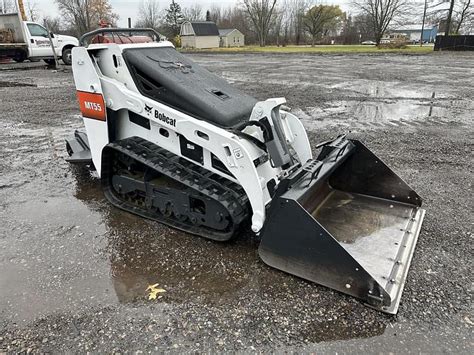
<box><xmin>55</xmin><ymin>0</ymin><xmax>119</xmax><ymax>36</ymax></box>
<box><xmin>42</xmin><ymin>16</ymin><xmax>62</xmax><ymax>33</ymax></box>
<box><xmin>242</xmin><ymin>0</ymin><xmax>278</xmax><ymax>46</ymax></box>
<box><xmin>269</xmin><ymin>0</ymin><xmax>304</xmax><ymax>46</ymax></box>
<box><xmin>1</xmin><ymin>0</ymin><xmax>17</xmax><ymax>13</ymax></box>
<box><xmin>55</xmin><ymin>0</ymin><xmax>92</xmax><ymax>35</ymax></box>
<box><xmin>136</xmin><ymin>0</ymin><xmax>160</xmax><ymax>29</ymax></box>
<box><xmin>221</xmin><ymin>6</ymin><xmax>232</xmax><ymax>25</ymax></box>
<box><xmin>465</xmin><ymin>15</ymin><xmax>474</xmax><ymax>34</ymax></box>
<box><xmin>272</xmin><ymin>6</ymin><xmax>284</xmax><ymax>45</ymax></box>
<box><xmin>427</xmin><ymin>0</ymin><xmax>473</xmax><ymax>35</ymax></box>
<box><xmin>352</xmin><ymin>0</ymin><xmax>411</xmax><ymax>45</ymax></box>
<box><xmin>208</xmin><ymin>4</ymin><xmax>222</xmax><ymax>24</ymax></box>
<box><xmin>183</xmin><ymin>3</ymin><xmax>203</xmax><ymax>21</ymax></box>
<box><xmin>455</xmin><ymin>0</ymin><xmax>472</xmax><ymax>33</ymax></box>
<box><xmin>353</xmin><ymin>13</ymin><xmax>376</xmax><ymax>41</ymax></box>
<box><xmin>289</xmin><ymin>0</ymin><xmax>308</xmax><ymax>45</ymax></box>
<box><xmin>219</xmin><ymin>5</ymin><xmax>253</xmax><ymax>41</ymax></box>
<box><xmin>279</xmin><ymin>1</ymin><xmax>293</xmax><ymax>45</ymax></box>
<box><xmin>24</xmin><ymin>0</ymin><xmax>39</xmax><ymax>21</ymax></box>
<box><xmin>0</xmin><ymin>0</ymin><xmax>38</xmax><ymax>20</ymax></box>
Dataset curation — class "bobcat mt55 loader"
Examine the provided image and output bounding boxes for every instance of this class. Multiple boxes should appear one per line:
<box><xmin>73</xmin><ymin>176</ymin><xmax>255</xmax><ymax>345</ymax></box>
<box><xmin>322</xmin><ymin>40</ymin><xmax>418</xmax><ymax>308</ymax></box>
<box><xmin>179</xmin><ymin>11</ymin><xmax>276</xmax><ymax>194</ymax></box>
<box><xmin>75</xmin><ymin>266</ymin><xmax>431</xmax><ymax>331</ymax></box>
<box><xmin>66</xmin><ymin>29</ymin><xmax>425</xmax><ymax>314</ymax></box>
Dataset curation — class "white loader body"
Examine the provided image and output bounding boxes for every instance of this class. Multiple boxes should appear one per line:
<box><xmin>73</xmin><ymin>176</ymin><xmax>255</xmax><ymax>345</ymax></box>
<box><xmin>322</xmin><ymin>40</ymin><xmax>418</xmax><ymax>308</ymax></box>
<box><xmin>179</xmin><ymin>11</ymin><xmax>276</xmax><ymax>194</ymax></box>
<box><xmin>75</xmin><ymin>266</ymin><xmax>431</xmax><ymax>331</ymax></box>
<box><xmin>72</xmin><ymin>41</ymin><xmax>312</xmax><ymax>233</ymax></box>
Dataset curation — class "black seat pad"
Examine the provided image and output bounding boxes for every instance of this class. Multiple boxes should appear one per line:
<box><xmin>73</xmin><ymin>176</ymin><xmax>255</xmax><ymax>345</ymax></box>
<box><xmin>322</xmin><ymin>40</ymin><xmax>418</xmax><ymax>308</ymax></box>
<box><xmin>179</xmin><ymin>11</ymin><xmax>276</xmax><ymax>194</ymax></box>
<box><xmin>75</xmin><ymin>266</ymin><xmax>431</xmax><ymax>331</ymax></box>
<box><xmin>123</xmin><ymin>47</ymin><xmax>257</xmax><ymax>128</ymax></box>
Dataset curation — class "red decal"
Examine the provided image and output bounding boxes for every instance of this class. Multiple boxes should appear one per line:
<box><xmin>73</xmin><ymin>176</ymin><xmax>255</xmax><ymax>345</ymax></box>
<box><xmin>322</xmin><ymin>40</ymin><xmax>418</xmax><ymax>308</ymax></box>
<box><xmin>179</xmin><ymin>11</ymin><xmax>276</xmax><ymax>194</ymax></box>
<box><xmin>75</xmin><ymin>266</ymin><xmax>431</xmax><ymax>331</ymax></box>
<box><xmin>77</xmin><ymin>91</ymin><xmax>106</xmax><ymax>121</ymax></box>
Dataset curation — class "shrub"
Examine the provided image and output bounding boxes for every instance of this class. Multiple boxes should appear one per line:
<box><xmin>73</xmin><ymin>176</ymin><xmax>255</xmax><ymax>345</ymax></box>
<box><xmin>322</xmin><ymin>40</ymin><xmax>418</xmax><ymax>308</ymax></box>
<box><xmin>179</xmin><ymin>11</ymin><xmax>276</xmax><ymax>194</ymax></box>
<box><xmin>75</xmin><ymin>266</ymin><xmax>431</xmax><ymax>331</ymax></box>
<box><xmin>377</xmin><ymin>40</ymin><xmax>408</xmax><ymax>49</ymax></box>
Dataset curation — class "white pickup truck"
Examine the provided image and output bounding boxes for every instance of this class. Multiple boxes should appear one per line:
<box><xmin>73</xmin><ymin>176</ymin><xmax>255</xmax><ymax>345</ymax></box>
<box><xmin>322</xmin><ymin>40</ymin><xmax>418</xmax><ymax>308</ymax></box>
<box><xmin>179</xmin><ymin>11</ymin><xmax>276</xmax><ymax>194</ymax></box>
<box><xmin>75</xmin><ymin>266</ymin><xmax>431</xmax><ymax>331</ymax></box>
<box><xmin>0</xmin><ymin>13</ymin><xmax>79</xmax><ymax>65</ymax></box>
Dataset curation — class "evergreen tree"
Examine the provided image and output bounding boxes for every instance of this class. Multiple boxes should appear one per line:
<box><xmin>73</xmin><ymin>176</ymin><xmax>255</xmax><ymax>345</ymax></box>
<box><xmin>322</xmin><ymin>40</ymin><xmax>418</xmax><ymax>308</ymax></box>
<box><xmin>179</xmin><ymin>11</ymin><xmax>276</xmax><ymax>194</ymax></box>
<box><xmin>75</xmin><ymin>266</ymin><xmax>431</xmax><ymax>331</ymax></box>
<box><xmin>164</xmin><ymin>0</ymin><xmax>185</xmax><ymax>37</ymax></box>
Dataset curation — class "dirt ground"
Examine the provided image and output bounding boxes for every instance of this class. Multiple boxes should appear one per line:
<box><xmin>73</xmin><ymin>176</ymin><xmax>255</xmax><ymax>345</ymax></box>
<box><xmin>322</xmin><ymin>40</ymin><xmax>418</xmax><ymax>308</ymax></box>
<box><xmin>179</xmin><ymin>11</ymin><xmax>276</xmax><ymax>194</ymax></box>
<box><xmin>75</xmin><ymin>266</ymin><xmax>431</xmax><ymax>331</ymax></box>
<box><xmin>0</xmin><ymin>52</ymin><xmax>472</xmax><ymax>353</ymax></box>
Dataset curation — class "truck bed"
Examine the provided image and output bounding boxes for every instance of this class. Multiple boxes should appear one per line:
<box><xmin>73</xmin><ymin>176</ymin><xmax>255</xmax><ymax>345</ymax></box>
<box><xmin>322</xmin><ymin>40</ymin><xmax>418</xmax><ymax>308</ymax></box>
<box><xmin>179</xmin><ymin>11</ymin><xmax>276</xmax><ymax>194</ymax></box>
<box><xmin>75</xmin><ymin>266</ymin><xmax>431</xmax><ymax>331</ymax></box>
<box><xmin>0</xmin><ymin>13</ymin><xmax>26</xmax><ymax>43</ymax></box>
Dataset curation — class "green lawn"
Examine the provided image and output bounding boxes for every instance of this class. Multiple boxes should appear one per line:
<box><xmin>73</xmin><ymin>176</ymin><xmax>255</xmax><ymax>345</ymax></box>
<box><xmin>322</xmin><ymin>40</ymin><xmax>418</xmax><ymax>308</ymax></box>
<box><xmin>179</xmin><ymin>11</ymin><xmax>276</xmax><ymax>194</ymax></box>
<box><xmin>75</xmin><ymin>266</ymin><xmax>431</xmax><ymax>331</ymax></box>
<box><xmin>182</xmin><ymin>44</ymin><xmax>435</xmax><ymax>54</ymax></box>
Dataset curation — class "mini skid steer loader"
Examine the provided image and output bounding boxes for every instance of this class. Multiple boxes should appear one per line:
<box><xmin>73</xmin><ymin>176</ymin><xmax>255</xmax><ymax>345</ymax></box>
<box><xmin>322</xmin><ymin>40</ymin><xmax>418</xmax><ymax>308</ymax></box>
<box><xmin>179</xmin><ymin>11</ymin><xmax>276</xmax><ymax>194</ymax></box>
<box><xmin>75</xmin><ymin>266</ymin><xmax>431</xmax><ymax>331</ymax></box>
<box><xmin>66</xmin><ymin>29</ymin><xmax>425</xmax><ymax>314</ymax></box>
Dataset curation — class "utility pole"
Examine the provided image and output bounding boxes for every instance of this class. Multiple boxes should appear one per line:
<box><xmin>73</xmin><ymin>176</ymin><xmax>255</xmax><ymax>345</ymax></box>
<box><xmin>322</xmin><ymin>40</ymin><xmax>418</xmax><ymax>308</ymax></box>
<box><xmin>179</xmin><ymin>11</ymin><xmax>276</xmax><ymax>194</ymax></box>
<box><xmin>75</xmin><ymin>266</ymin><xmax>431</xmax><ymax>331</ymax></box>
<box><xmin>47</xmin><ymin>29</ymin><xmax>60</xmax><ymax>69</ymax></box>
<box><xmin>85</xmin><ymin>0</ymin><xmax>90</xmax><ymax>32</ymax></box>
<box><xmin>420</xmin><ymin>0</ymin><xmax>428</xmax><ymax>46</ymax></box>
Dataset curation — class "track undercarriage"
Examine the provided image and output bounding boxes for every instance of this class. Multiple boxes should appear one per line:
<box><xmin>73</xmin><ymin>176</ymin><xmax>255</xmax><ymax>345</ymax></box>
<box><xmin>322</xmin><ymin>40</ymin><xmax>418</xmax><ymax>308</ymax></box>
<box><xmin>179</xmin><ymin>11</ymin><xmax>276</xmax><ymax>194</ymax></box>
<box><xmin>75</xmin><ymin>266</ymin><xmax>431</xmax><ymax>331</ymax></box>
<box><xmin>101</xmin><ymin>137</ymin><xmax>249</xmax><ymax>241</ymax></box>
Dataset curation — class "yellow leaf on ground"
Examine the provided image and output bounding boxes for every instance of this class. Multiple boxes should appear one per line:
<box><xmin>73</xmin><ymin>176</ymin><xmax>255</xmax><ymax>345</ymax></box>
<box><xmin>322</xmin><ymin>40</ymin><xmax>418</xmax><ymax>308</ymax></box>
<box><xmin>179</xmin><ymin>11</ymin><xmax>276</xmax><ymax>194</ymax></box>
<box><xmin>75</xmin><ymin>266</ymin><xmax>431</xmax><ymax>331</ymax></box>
<box><xmin>146</xmin><ymin>283</ymin><xmax>166</xmax><ymax>300</ymax></box>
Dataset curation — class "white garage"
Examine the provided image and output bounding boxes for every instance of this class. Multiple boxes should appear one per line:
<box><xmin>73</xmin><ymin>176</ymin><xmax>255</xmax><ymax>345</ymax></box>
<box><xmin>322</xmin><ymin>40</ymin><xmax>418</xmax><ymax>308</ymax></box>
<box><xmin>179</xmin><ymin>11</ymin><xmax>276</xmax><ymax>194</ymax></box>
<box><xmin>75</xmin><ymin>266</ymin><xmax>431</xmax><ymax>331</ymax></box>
<box><xmin>219</xmin><ymin>29</ymin><xmax>245</xmax><ymax>47</ymax></box>
<box><xmin>180</xmin><ymin>21</ymin><xmax>220</xmax><ymax>49</ymax></box>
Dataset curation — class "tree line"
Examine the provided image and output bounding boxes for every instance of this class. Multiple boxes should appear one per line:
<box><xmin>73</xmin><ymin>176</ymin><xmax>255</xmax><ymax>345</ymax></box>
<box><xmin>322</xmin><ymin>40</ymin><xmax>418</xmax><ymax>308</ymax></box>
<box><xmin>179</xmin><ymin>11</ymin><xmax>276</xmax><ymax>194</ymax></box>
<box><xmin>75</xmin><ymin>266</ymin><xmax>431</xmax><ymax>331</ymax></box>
<box><xmin>2</xmin><ymin>0</ymin><xmax>472</xmax><ymax>45</ymax></box>
<box><xmin>136</xmin><ymin>0</ymin><xmax>473</xmax><ymax>45</ymax></box>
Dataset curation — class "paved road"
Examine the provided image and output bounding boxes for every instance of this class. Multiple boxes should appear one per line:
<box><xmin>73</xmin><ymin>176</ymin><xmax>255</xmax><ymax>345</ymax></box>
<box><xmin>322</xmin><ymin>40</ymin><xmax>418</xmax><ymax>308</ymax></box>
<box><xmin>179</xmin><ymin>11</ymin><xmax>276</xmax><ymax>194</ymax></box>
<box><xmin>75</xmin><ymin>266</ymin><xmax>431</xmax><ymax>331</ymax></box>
<box><xmin>0</xmin><ymin>53</ymin><xmax>473</xmax><ymax>353</ymax></box>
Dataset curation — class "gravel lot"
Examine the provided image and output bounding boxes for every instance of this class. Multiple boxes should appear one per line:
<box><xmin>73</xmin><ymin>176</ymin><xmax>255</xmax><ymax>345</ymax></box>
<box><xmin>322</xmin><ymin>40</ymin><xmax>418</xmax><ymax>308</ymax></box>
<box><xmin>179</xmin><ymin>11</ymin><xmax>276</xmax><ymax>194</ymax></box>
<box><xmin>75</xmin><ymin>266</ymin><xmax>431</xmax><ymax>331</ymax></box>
<box><xmin>0</xmin><ymin>52</ymin><xmax>473</xmax><ymax>353</ymax></box>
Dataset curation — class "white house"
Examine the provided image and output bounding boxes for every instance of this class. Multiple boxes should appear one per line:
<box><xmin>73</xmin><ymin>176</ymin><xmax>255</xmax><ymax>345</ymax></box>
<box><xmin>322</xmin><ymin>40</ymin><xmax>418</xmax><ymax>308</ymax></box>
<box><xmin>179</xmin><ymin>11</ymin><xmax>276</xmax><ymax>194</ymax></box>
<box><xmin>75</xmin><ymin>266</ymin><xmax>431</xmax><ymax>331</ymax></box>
<box><xmin>180</xmin><ymin>21</ymin><xmax>220</xmax><ymax>49</ymax></box>
<box><xmin>219</xmin><ymin>29</ymin><xmax>245</xmax><ymax>47</ymax></box>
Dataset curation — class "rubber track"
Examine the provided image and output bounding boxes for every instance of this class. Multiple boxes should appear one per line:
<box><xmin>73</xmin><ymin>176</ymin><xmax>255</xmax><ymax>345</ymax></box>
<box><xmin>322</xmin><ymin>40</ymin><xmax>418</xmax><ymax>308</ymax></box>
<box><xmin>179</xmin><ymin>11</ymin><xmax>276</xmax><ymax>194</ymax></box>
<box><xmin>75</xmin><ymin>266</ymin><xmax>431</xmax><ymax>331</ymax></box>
<box><xmin>101</xmin><ymin>136</ymin><xmax>250</xmax><ymax>241</ymax></box>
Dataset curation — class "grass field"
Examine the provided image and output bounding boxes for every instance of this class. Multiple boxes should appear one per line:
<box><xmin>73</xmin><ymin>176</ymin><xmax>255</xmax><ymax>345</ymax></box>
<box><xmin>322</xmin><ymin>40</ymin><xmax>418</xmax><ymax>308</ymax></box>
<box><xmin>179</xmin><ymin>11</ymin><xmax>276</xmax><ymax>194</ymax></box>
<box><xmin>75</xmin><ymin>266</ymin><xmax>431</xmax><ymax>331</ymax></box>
<box><xmin>183</xmin><ymin>44</ymin><xmax>435</xmax><ymax>54</ymax></box>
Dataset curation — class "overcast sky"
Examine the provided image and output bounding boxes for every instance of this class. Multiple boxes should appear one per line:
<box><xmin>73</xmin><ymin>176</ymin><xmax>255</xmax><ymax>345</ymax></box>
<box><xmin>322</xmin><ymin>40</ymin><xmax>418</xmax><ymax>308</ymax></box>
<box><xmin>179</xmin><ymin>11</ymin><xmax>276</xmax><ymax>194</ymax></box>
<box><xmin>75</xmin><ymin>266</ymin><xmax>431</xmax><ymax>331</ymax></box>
<box><xmin>34</xmin><ymin>0</ymin><xmax>353</xmax><ymax>27</ymax></box>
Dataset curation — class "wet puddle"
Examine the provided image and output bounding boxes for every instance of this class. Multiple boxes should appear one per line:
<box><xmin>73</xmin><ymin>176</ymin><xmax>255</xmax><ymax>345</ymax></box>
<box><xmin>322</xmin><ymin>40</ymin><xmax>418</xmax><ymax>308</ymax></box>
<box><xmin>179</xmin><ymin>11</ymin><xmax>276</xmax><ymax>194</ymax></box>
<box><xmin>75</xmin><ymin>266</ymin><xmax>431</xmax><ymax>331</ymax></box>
<box><xmin>217</xmin><ymin>70</ymin><xmax>470</xmax><ymax>130</ymax></box>
<box><xmin>108</xmin><ymin>233</ymin><xmax>252</xmax><ymax>305</ymax></box>
<box><xmin>300</xmin><ymin>317</ymin><xmax>386</xmax><ymax>343</ymax></box>
<box><xmin>0</xmin><ymin>191</ymin><xmax>111</xmax><ymax>324</ymax></box>
<box><xmin>65</xmin><ymin>163</ymin><xmax>259</xmax><ymax>307</ymax></box>
<box><xmin>72</xmin><ymin>170</ymin><xmax>389</xmax><ymax>343</ymax></box>
<box><xmin>0</xmin><ymin>162</ymin><xmax>389</xmax><ymax>342</ymax></box>
<box><xmin>329</xmin><ymin>81</ymin><xmax>438</xmax><ymax>99</ymax></box>
<box><xmin>0</xmin><ymin>165</ymin><xmax>258</xmax><ymax>314</ymax></box>
<box><xmin>298</xmin><ymin>95</ymin><xmax>466</xmax><ymax>130</ymax></box>
<box><xmin>0</xmin><ymin>116</ymin><xmax>389</xmax><ymax>343</ymax></box>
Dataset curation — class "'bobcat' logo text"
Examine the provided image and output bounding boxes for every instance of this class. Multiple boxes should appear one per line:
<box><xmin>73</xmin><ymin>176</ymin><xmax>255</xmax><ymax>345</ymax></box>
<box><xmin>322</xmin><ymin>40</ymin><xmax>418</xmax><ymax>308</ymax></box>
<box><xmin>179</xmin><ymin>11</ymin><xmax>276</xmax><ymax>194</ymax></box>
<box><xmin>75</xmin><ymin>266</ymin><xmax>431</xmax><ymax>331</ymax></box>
<box><xmin>155</xmin><ymin>110</ymin><xmax>176</xmax><ymax>127</ymax></box>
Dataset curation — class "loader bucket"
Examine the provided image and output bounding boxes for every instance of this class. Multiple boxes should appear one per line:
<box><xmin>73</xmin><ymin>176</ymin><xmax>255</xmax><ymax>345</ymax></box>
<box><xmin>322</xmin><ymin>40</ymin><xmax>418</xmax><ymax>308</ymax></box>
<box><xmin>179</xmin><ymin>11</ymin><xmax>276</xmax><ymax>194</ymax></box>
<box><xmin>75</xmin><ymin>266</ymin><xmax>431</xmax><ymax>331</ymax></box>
<box><xmin>259</xmin><ymin>138</ymin><xmax>425</xmax><ymax>314</ymax></box>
